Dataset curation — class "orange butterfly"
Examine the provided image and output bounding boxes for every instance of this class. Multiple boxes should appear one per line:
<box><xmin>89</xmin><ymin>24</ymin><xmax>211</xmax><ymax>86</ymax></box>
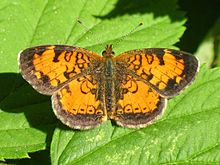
<box><xmin>18</xmin><ymin>45</ymin><xmax>199</xmax><ymax>129</ymax></box>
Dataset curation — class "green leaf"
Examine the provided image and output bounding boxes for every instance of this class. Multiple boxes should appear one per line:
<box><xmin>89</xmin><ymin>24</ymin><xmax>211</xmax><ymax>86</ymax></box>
<box><xmin>0</xmin><ymin>73</ymin><xmax>56</xmax><ymax>160</ymax></box>
<box><xmin>0</xmin><ymin>0</ymin><xmax>185</xmax><ymax>160</ymax></box>
<box><xmin>51</xmin><ymin>66</ymin><xmax>220</xmax><ymax>165</ymax></box>
<box><xmin>0</xmin><ymin>79</ymin><xmax>56</xmax><ymax>160</ymax></box>
<box><xmin>2</xmin><ymin>0</ymin><xmax>219</xmax><ymax>163</ymax></box>
<box><xmin>194</xmin><ymin>17</ymin><xmax>220</xmax><ymax>67</ymax></box>
<box><xmin>0</xmin><ymin>0</ymin><xmax>185</xmax><ymax>73</ymax></box>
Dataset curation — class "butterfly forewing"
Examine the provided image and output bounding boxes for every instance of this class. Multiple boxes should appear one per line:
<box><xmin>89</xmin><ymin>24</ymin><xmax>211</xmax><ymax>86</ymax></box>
<box><xmin>114</xmin><ymin>48</ymin><xmax>199</xmax><ymax>98</ymax></box>
<box><xmin>19</xmin><ymin>45</ymin><xmax>103</xmax><ymax>95</ymax></box>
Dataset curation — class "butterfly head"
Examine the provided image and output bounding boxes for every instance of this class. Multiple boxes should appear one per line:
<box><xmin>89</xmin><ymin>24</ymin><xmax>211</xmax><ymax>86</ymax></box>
<box><xmin>102</xmin><ymin>44</ymin><xmax>115</xmax><ymax>58</ymax></box>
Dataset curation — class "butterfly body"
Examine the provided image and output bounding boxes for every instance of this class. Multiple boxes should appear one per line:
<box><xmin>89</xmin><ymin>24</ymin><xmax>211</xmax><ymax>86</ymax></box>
<box><xmin>18</xmin><ymin>44</ymin><xmax>199</xmax><ymax>129</ymax></box>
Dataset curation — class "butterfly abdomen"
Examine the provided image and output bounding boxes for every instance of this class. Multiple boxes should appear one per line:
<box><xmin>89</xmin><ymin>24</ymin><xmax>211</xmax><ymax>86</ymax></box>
<box><xmin>104</xmin><ymin>58</ymin><xmax>116</xmax><ymax>114</ymax></box>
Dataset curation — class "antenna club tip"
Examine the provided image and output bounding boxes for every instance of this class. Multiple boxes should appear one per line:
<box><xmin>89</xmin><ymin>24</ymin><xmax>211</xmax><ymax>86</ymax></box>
<box><xmin>77</xmin><ymin>19</ymin><xmax>82</xmax><ymax>24</ymax></box>
<box><xmin>139</xmin><ymin>22</ymin><xmax>144</xmax><ymax>26</ymax></box>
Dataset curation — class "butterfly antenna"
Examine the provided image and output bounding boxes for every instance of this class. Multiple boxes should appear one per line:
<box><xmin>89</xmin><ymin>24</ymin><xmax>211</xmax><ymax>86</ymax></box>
<box><xmin>77</xmin><ymin>19</ymin><xmax>90</xmax><ymax>31</ymax></box>
<box><xmin>114</xmin><ymin>22</ymin><xmax>143</xmax><ymax>46</ymax></box>
<box><xmin>77</xmin><ymin>19</ymin><xmax>102</xmax><ymax>46</ymax></box>
<box><xmin>77</xmin><ymin>20</ymin><xmax>143</xmax><ymax>49</ymax></box>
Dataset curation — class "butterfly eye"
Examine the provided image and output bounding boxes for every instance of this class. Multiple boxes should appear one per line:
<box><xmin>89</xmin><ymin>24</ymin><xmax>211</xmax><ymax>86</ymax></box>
<box><xmin>102</xmin><ymin>50</ymin><xmax>107</xmax><ymax>56</ymax></box>
<box><xmin>102</xmin><ymin>49</ymin><xmax>114</xmax><ymax>57</ymax></box>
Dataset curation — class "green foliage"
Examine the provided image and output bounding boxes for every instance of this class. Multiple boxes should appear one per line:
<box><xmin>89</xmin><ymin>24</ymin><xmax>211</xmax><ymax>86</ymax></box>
<box><xmin>194</xmin><ymin>17</ymin><xmax>220</xmax><ymax>67</ymax></box>
<box><xmin>0</xmin><ymin>0</ymin><xmax>219</xmax><ymax>164</ymax></box>
<box><xmin>50</xmin><ymin>66</ymin><xmax>220</xmax><ymax>165</ymax></box>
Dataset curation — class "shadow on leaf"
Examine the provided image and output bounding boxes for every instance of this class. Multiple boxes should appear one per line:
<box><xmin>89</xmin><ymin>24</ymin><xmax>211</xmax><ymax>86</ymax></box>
<box><xmin>96</xmin><ymin>0</ymin><xmax>183</xmax><ymax>22</ymax></box>
<box><xmin>0</xmin><ymin>73</ymin><xmax>57</xmax><ymax>144</ymax></box>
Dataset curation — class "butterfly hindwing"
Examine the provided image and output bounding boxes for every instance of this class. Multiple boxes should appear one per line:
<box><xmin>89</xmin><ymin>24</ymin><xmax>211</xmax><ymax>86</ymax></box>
<box><xmin>52</xmin><ymin>74</ymin><xmax>107</xmax><ymax>129</ymax></box>
<box><xmin>110</xmin><ymin>73</ymin><xmax>166</xmax><ymax>128</ymax></box>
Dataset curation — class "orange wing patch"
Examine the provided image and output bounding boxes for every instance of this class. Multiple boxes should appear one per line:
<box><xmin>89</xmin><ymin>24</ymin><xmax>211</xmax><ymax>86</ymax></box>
<box><xmin>19</xmin><ymin>45</ymin><xmax>103</xmax><ymax>95</ymax></box>
<box><xmin>111</xmin><ymin>75</ymin><xmax>166</xmax><ymax>128</ymax></box>
<box><xmin>52</xmin><ymin>74</ymin><xmax>107</xmax><ymax>129</ymax></box>
<box><xmin>114</xmin><ymin>48</ymin><xmax>199</xmax><ymax>97</ymax></box>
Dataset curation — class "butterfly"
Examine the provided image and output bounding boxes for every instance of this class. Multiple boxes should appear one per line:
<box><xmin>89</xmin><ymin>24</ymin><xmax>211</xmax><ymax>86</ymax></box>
<box><xmin>18</xmin><ymin>44</ymin><xmax>199</xmax><ymax>129</ymax></box>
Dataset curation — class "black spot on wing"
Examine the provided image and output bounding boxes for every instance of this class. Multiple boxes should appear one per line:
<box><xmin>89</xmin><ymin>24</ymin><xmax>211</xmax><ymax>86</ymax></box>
<box><xmin>36</xmin><ymin>46</ymin><xmax>48</xmax><ymax>56</ymax></box>
<box><xmin>53</xmin><ymin>46</ymin><xmax>64</xmax><ymax>62</ymax></box>
<box><xmin>145</xmin><ymin>48</ymin><xmax>165</xmax><ymax>65</ymax></box>
<box><xmin>64</xmin><ymin>51</ymin><xmax>73</xmax><ymax>62</ymax></box>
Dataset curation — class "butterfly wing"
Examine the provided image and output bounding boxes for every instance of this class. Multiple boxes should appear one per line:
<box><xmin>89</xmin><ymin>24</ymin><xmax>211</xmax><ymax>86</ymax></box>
<box><xmin>110</xmin><ymin>74</ymin><xmax>166</xmax><ymax>128</ymax></box>
<box><xmin>111</xmin><ymin>48</ymin><xmax>198</xmax><ymax>128</ymax></box>
<box><xmin>52</xmin><ymin>74</ymin><xmax>107</xmax><ymax>129</ymax></box>
<box><xmin>19</xmin><ymin>45</ymin><xmax>103</xmax><ymax>95</ymax></box>
<box><xmin>114</xmin><ymin>48</ymin><xmax>199</xmax><ymax>98</ymax></box>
